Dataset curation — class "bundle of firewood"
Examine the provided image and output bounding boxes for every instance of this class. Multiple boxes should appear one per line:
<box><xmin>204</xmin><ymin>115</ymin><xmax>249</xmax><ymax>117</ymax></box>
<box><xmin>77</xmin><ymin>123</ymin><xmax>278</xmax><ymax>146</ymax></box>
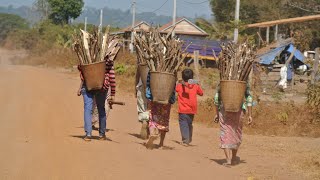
<box><xmin>134</xmin><ymin>27</ymin><xmax>190</xmax><ymax>73</ymax></box>
<box><xmin>73</xmin><ymin>26</ymin><xmax>121</xmax><ymax>64</ymax></box>
<box><xmin>218</xmin><ymin>42</ymin><xmax>255</xmax><ymax>81</ymax></box>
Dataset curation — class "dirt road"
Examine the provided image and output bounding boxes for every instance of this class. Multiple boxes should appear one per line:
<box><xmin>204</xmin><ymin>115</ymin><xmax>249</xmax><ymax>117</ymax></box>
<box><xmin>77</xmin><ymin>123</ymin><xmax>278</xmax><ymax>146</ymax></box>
<box><xmin>0</xmin><ymin>49</ymin><xmax>319</xmax><ymax>180</ymax></box>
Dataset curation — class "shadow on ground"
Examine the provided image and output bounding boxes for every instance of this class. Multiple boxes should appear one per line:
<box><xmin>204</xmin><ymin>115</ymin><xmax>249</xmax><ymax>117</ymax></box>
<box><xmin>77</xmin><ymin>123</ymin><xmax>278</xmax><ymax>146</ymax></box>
<box><xmin>210</xmin><ymin>157</ymin><xmax>246</xmax><ymax>167</ymax></box>
<box><xmin>135</xmin><ymin>142</ymin><xmax>175</xmax><ymax>150</ymax></box>
<box><xmin>172</xmin><ymin>140</ymin><xmax>197</xmax><ymax>147</ymax></box>
<box><xmin>70</xmin><ymin>135</ymin><xmax>118</xmax><ymax>143</ymax></box>
<box><xmin>128</xmin><ymin>133</ymin><xmax>146</xmax><ymax>140</ymax></box>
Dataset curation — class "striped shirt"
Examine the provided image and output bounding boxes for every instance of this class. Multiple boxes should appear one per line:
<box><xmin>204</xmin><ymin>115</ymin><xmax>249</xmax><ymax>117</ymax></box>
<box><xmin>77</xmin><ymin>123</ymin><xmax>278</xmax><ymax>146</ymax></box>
<box><xmin>105</xmin><ymin>60</ymin><xmax>116</xmax><ymax>96</ymax></box>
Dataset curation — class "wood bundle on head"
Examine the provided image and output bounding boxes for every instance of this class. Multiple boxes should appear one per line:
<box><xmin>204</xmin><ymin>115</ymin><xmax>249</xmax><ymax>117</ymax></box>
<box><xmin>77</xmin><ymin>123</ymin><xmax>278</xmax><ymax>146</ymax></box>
<box><xmin>134</xmin><ymin>27</ymin><xmax>190</xmax><ymax>73</ymax></box>
<box><xmin>72</xmin><ymin>26</ymin><xmax>121</xmax><ymax>65</ymax></box>
<box><xmin>218</xmin><ymin>42</ymin><xmax>255</xmax><ymax>81</ymax></box>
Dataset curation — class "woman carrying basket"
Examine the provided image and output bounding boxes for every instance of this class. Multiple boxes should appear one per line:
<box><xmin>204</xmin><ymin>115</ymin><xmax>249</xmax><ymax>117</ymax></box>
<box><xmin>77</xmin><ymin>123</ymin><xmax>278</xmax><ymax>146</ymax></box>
<box><xmin>145</xmin><ymin>72</ymin><xmax>176</xmax><ymax>149</ymax></box>
<box><xmin>214</xmin><ymin>83</ymin><xmax>253</xmax><ymax>166</ymax></box>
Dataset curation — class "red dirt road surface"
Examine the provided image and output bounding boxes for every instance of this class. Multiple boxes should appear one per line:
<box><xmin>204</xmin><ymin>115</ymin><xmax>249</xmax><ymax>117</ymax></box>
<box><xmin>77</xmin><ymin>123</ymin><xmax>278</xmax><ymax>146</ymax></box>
<box><xmin>0</xmin><ymin>49</ymin><xmax>319</xmax><ymax>180</ymax></box>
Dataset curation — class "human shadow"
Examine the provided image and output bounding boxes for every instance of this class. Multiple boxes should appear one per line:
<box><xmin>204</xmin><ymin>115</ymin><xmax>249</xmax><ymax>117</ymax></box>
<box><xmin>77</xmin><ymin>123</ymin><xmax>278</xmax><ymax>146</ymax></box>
<box><xmin>92</xmin><ymin>126</ymin><xmax>115</xmax><ymax>132</ymax></box>
<box><xmin>70</xmin><ymin>135</ymin><xmax>117</xmax><ymax>143</ymax></box>
<box><xmin>135</xmin><ymin>142</ymin><xmax>175</xmax><ymax>150</ymax></box>
<box><xmin>128</xmin><ymin>133</ymin><xmax>146</xmax><ymax>140</ymax></box>
<box><xmin>76</xmin><ymin>126</ymin><xmax>115</xmax><ymax>133</ymax></box>
<box><xmin>210</xmin><ymin>157</ymin><xmax>246</xmax><ymax>166</ymax></box>
<box><xmin>172</xmin><ymin>140</ymin><xmax>197</xmax><ymax>147</ymax></box>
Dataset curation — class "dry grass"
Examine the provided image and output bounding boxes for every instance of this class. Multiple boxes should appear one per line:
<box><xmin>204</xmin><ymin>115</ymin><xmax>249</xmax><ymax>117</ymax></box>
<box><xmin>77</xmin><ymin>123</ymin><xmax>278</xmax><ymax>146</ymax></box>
<box><xmin>114</xmin><ymin>49</ymin><xmax>137</xmax><ymax>94</ymax></box>
<box><xmin>292</xmin><ymin>153</ymin><xmax>320</xmax><ymax>180</ymax></box>
<box><xmin>12</xmin><ymin>47</ymin><xmax>77</xmax><ymax>68</ymax></box>
<box><xmin>186</xmin><ymin>99</ymin><xmax>320</xmax><ymax>138</ymax></box>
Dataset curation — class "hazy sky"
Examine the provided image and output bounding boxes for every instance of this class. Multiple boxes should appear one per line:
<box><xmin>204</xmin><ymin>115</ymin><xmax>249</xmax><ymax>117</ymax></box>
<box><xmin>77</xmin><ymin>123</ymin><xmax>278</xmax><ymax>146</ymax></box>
<box><xmin>83</xmin><ymin>0</ymin><xmax>212</xmax><ymax>18</ymax></box>
<box><xmin>0</xmin><ymin>0</ymin><xmax>212</xmax><ymax>18</ymax></box>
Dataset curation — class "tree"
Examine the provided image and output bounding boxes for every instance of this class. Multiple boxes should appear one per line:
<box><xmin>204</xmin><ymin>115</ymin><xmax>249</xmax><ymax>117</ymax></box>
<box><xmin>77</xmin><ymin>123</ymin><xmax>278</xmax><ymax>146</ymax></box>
<box><xmin>210</xmin><ymin>0</ymin><xmax>260</xmax><ymax>24</ymax></box>
<box><xmin>209</xmin><ymin>0</ymin><xmax>320</xmax><ymax>49</ymax></box>
<box><xmin>33</xmin><ymin>0</ymin><xmax>51</xmax><ymax>20</ymax></box>
<box><xmin>47</xmin><ymin>0</ymin><xmax>84</xmax><ymax>24</ymax></box>
<box><xmin>210</xmin><ymin>0</ymin><xmax>235</xmax><ymax>23</ymax></box>
<box><xmin>195</xmin><ymin>18</ymin><xmax>232</xmax><ymax>40</ymax></box>
<box><xmin>0</xmin><ymin>13</ymin><xmax>28</xmax><ymax>42</ymax></box>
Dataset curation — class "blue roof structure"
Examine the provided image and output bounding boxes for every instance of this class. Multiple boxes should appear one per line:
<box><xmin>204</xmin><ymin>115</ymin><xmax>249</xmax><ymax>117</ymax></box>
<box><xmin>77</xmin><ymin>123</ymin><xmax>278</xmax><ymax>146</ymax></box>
<box><xmin>257</xmin><ymin>42</ymin><xmax>305</xmax><ymax>65</ymax></box>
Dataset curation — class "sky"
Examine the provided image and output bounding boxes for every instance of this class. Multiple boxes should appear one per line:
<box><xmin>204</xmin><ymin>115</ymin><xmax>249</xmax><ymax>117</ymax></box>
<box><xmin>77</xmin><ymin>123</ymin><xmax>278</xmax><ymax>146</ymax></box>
<box><xmin>0</xmin><ymin>0</ymin><xmax>212</xmax><ymax>18</ymax></box>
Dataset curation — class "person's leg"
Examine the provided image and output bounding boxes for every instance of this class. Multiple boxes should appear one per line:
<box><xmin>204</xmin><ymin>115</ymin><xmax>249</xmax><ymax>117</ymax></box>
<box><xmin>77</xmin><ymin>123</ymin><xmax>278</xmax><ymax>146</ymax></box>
<box><xmin>179</xmin><ymin>114</ymin><xmax>190</xmax><ymax>144</ymax></box>
<box><xmin>95</xmin><ymin>90</ymin><xmax>107</xmax><ymax>137</ymax></box>
<box><xmin>82</xmin><ymin>89</ymin><xmax>94</xmax><ymax>138</ymax></box>
<box><xmin>146</xmin><ymin>126</ymin><xmax>158</xmax><ymax>149</ymax></box>
<box><xmin>159</xmin><ymin>131</ymin><xmax>166</xmax><ymax>147</ymax></box>
<box><xmin>188</xmin><ymin>115</ymin><xmax>194</xmax><ymax>144</ymax></box>
<box><xmin>231</xmin><ymin>149</ymin><xmax>239</xmax><ymax>165</ymax></box>
<box><xmin>91</xmin><ymin>97</ymin><xmax>99</xmax><ymax>128</ymax></box>
<box><xmin>223</xmin><ymin>148</ymin><xmax>232</xmax><ymax>165</ymax></box>
<box><xmin>140</xmin><ymin>120</ymin><xmax>149</xmax><ymax>140</ymax></box>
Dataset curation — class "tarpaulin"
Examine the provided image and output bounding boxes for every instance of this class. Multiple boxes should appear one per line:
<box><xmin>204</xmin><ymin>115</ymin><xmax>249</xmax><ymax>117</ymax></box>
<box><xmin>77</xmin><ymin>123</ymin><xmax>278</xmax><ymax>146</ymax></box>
<box><xmin>258</xmin><ymin>43</ymin><xmax>305</xmax><ymax>65</ymax></box>
<box><xmin>258</xmin><ymin>46</ymin><xmax>287</xmax><ymax>65</ymax></box>
<box><xmin>286</xmin><ymin>44</ymin><xmax>305</xmax><ymax>62</ymax></box>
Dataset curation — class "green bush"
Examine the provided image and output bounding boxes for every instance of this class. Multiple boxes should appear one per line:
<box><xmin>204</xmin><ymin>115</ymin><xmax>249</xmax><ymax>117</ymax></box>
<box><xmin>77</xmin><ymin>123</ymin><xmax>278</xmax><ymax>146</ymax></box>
<box><xmin>6</xmin><ymin>20</ymin><xmax>76</xmax><ymax>53</ymax></box>
<box><xmin>0</xmin><ymin>13</ymin><xmax>29</xmax><ymax>43</ymax></box>
<box><xmin>115</xmin><ymin>64</ymin><xmax>127</xmax><ymax>75</ymax></box>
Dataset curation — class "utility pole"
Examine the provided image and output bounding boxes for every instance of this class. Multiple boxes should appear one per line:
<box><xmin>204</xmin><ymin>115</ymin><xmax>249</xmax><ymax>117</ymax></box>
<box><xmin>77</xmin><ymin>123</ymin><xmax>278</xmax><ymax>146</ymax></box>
<box><xmin>99</xmin><ymin>9</ymin><xmax>103</xmax><ymax>33</ymax></box>
<box><xmin>172</xmin><ymin>0</ymin><xmax>177</xmax><ymax>37</ymax></box>
<box><xmin>234</xmin><ymin>0</ymin><xmax>240</xmax><ymax>43</ymax></box>
<box><xmin>84</xmin><ymin>17</ymin><xmax>87</xmax><ymax>31</ymax></box>
<box><xmin>130</xmin><ymin>0</ymin><xmax>136</xmax><ymax>53</ymax></box>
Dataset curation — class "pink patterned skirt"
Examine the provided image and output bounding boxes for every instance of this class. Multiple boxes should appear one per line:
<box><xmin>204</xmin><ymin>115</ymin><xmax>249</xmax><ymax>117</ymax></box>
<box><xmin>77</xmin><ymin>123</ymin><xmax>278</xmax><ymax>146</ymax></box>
<box><xmin>219</xmin><ymin>110</ymin><xmax>243</xmax><ymax>149</ymax></box>
<box><xmin>149</xmin><ymin>102</ymin><xmax>172</xmax><ymax>135</ymax></box>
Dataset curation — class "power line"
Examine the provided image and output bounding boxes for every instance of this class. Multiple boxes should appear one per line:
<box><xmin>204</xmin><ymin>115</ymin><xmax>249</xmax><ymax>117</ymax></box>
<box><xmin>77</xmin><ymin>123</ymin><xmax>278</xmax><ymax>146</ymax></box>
<box><xmin>181</xmin><ymin>0</ymin><xmax>209</xmax><ymax>5</ymax></box>
<box><xmin>135</xmin><ymin>0</ymin><xmax>151</xmax><ymax>4</ymax></box>
<box><xmin>177</xmin><ymin>1</ymin><xmax>209</xmax><ymax>17</ymax></box>
<box><xmin>150</xmin><ymin>0</ymin><xmax>170</xmax><ymax>13</ymax></box>
<box><xmin>179</xmin><ymin>0</ymin><xmax>210</xmax><ymax>12</ymax></box>
<box><xmin>136</xmin><ymin>3</ymin><xmax>171</xmax><ymax>14</ymax></box>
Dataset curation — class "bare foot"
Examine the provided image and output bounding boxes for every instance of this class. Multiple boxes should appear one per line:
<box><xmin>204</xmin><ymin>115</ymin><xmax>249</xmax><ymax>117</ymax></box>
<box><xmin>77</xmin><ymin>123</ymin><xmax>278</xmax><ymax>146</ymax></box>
<box><xmin>145</xmin><ymin>135</ymin><xmax>157</xmax><ymax>150</ymax></box>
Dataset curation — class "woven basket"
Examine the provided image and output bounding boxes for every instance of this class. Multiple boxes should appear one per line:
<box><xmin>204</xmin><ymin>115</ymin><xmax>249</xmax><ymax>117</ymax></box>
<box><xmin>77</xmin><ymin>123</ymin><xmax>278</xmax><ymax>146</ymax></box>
<box><xmin>138</xmin><ymin>63</ymin><xmax>149</xmax><ymax>90</ymax></box>
<box><xmin>80</xmin><ymin>61</ymin><xmax>106</xmax><ymax>91</ymax></box>
<box><xmin>220</xmin><ymin>80</ymin><xmax>246</xmax><ymax>112</ymax></box>
<box><xmin>150</xmin><ymin>71</ymin><xmax>176</xmax><ymax>104</ymax></box>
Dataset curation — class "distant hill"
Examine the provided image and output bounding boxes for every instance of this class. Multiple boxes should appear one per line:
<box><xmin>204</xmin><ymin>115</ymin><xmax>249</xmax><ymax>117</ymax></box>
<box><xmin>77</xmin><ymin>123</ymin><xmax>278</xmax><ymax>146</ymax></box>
<box><xmin>0</xmin><ymin>5</ymin><xmax>179</xmax><ymax>28</ymax></box>
<box><xmin>76</xmin><ymin>6</ymin><xmax>174</xmax><ymax>28</ymax></box>
<box><xmin>0</xmin><ymin>0</ymin><xmax>211</xmax><ymax>18</ymax></box>
<box><xmin>0</xmin><ymin>0</ymin><xmax>35</xmax><ymax>7</ymax></box>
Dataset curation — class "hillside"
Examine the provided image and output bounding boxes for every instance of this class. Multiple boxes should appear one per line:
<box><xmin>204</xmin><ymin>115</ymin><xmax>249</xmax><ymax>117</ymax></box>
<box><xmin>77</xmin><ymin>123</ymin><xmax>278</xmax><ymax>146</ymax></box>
<box><xmin>0</xmin><ymin>5</ymin><xmax>175</xmax><ymax>27</ymax></box>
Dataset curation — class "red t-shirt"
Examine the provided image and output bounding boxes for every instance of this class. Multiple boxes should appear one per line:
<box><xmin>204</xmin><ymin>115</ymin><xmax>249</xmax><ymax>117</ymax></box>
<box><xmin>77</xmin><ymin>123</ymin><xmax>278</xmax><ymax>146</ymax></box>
<box><xmin>176</xmin><ymin>82</ymin><xmax>203</xmax><ymax>114</ymax></box>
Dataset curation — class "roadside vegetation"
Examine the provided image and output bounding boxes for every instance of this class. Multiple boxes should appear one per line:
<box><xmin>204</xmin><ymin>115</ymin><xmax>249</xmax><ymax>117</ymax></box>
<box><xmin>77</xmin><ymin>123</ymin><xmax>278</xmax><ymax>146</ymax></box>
<box><xmin>0</xmin><ymin>0</ymin><xmax>319</xmax><ymax>141</ymax></box>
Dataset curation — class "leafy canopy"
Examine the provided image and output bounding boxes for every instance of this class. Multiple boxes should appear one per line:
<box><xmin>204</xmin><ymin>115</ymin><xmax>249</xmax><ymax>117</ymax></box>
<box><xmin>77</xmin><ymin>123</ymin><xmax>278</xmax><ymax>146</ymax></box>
<box><xmin>47</xmin><ymin>0</ymin><xmax>84</xmax><ymax>24</ymax></box>
<box><xmin>0</xmin><ymin>13</ymin><xmax>28</xmax><ymax>42</ymax></box>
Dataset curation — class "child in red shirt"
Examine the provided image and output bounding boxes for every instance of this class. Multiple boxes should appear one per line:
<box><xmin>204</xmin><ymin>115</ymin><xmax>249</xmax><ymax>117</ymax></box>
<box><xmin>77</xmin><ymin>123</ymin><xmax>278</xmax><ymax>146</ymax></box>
<box><xmin>176</xmin><ymin>69</ymin><xmax>203</xmax><ymax>146</ymax></box>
